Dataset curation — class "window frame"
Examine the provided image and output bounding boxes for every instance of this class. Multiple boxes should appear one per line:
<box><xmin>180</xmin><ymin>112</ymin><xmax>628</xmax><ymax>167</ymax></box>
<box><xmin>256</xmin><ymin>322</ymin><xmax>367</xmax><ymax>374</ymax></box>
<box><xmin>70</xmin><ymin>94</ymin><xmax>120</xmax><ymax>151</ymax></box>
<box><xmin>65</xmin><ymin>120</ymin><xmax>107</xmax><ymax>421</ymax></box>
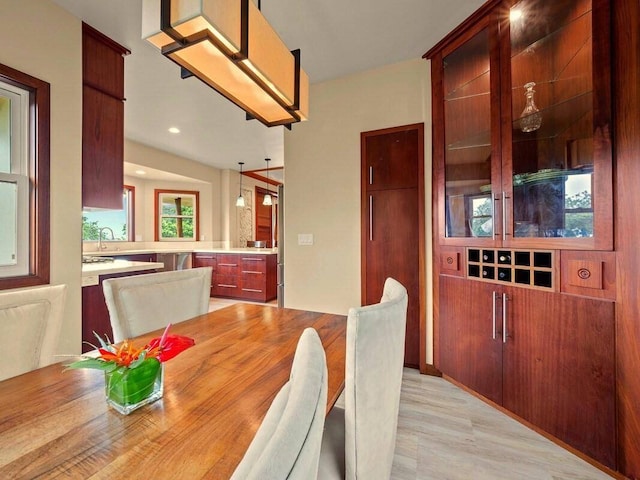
<box><xmin>154</xmin><ymin>189</ymin><xmax>200</xmax><ymax>242</ymax></box>
<box><xmin>0</xmin><ymin>63</ymin><xmax>50</xmax><ymax>290</ymax></box>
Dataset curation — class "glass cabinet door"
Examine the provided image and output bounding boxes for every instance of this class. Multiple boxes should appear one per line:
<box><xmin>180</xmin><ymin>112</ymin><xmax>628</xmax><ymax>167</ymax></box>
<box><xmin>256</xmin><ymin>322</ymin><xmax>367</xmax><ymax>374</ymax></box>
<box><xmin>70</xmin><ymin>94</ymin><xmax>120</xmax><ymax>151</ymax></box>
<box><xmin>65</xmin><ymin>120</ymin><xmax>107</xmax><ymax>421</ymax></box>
<box><xmin>442</xmin><ymin>26</ymin><xmax>495</xmax><ymax>240</ymax></box>
<box><xmin>505</xmin><ymin>0</ymin><xmax>612</xmax><ymax>248</ymax></box>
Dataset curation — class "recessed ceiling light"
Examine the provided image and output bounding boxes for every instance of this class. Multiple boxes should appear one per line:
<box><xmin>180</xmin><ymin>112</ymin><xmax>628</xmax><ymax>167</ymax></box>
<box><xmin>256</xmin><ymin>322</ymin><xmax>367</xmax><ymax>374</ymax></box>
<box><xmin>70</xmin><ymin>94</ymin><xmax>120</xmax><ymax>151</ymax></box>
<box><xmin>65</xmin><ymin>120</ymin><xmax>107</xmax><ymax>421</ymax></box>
<box><xmin>510</xmin><ymin>9</ymin><xmax>523</xmax><ymax>22</ymax></box>
<box><xmin>135</xmin><ymin>169</ymin><xmax>147</xmax><ymax>175</ymax></box>
<box><xmin>168</xmin><ymin>127</ymin><xmax>180</xmax><ymax>134</ymax></box>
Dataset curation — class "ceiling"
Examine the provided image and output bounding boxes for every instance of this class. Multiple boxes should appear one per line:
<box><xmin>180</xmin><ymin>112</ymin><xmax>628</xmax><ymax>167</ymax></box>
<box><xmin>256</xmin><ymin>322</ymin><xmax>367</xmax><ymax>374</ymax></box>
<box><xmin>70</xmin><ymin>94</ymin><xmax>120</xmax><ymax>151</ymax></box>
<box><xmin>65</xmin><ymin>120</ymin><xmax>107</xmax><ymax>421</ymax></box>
<box><xmin>51</xmin><ymin>0</ymin><xmax>485</xmax><ymax>174</ymax></box>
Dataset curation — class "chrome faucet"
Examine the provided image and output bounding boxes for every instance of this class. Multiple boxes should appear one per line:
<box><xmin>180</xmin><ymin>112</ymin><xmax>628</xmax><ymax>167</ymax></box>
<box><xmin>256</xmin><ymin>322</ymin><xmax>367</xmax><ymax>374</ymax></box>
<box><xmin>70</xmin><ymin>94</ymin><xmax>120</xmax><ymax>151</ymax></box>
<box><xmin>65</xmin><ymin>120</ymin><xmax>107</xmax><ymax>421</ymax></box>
<box><xmin>98</xmin><ymin>227</ymin><xmax>115</xmax><ymax>251</ymax></box>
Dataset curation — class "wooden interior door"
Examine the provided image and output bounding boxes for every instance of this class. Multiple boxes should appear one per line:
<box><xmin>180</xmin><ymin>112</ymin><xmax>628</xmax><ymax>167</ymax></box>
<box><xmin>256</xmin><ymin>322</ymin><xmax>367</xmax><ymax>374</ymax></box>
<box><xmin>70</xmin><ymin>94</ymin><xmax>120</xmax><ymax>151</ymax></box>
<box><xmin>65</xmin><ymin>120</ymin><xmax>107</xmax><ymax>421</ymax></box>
<box><xmin>361</xmin><ymin>124</ymin><xmax>425</xmax><ymax>368</ymax></box>
<box><xmin>438</xmin><ymin>276</ymin><xmax>503</xmax><ymax>404</ymax></box>
<box><xmin>255</xmin><ymin>187</ymin><xmax>276</xmax><ymax>247</ymax></box>
<box><xmin>502</xmin><ymin>287</ymin><xmax>616</xmax><ymax>468</ymax></box>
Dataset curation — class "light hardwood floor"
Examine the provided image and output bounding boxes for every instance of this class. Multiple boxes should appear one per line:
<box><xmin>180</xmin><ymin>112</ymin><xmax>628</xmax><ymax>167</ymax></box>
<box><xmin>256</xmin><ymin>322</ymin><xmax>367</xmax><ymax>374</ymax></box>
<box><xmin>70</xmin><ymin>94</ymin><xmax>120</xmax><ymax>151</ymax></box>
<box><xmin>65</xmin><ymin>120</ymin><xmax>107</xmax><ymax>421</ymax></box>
<box><xmin>209</xmin><ymin>300</ymin><xmax>612</xmax><ymax>479</ymax></box>
<box><xmin>391</xmin><ymin>368</ymin><xmax>613</xmax><ymax>480</ymax></box>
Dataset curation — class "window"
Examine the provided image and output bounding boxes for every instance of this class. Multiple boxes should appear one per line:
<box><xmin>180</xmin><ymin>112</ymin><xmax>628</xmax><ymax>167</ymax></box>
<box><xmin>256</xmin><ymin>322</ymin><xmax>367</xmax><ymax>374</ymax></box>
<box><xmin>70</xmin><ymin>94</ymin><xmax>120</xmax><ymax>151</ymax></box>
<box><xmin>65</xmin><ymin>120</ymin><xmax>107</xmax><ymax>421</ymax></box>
<box><xmin>0</xmin><ymin>63</ymin><xmax>50</xmax><ymax>290</ymax></box>
<box><xmin>564</xmin><ymin>173</ymin><xmax>594</xmax><ymax>237</ymax></box>
<box><xmin>82</xmin><ymin>186</ymin><xmax>135</xmax><ymax>242</ymax></box>
<box><xmin>468</xmin><ymin>194</ymin><xmax>493</xmax><ymax>237</ymax></box>
<box><xmin>155</xmin><ymin>189</ymin><xmax>199</xmax><ymax>241</ymax></box>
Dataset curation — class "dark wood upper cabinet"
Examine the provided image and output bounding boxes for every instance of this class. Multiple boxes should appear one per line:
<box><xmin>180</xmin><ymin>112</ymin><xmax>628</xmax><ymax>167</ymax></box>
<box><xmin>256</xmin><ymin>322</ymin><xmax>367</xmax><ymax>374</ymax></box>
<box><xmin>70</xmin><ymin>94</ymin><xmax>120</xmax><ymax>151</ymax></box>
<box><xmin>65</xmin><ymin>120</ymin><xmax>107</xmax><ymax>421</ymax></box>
<box><xmin>82</xmin><ymin>24</ymin><xmax>128</xmax><ymax>100</ymax></box>
<box><xmin>82</xmin><ymin>23</ymin><xmax>130</xmax><ymax>210</ymax></box>
<box><xmin>427</xmin><ymin>0</ymin><xmax>612</xmax><ymax>251</ymax></box>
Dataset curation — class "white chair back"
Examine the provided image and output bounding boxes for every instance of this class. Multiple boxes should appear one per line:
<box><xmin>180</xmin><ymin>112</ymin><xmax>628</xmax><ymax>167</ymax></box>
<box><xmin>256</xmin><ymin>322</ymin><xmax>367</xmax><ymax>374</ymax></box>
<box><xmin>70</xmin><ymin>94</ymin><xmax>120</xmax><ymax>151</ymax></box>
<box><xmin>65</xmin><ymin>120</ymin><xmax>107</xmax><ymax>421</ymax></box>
<box><xmin>345</xmin><ymin>277</ymin><xmax>407</xmax><ymax>479</ymax></box>
<box><xmin>102</xmin><ymin>267</ymin><xmax>212</xmax><ymax>342</ymax></box>
<box><xmin>231</xmin><ymin>327</ymin><xmax>328</xmax><ymax>480</ymax></box>
<box><xmin>318</xmin><ymin>277</ymin><xmax>408</xmax><ymax>480</ymax></box>
<box><xmin>0</xmin><ymin>284</ymin><xmax>67</xmax><ymax>381</ymax></box>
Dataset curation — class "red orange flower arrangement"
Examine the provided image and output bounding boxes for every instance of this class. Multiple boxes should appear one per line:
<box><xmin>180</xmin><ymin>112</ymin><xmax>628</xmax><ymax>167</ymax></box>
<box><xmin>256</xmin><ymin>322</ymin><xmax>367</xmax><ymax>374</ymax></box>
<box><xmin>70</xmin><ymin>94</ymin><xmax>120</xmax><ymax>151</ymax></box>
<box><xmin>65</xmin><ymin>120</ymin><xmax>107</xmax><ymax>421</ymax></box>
<box><xmin>67</xmin><ymin>324</ymin><xmax>194</xmax><ymax>414</ymax></box>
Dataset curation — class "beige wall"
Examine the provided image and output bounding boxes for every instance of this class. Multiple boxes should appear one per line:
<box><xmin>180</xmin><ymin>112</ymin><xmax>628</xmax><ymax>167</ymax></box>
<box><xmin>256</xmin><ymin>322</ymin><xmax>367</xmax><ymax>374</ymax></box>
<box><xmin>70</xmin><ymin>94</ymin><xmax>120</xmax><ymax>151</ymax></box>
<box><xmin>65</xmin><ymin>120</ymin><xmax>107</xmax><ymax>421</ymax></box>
<box><xmin>125</xmin><ymin>140</ymin><xmax>271</xmax><ymax>247</ymax></box>
<box><xmin>283</xmin><ymin>58</ymin><xmax>435</xmax><ymax>362</ymax></box>
<box><xmin>125</xmin><ymin>140</ymin><xmax>222</xmax><ymax>243</ymax></box>
<box><xmin>124</xmin><ymin>174</ymin><xmax>214</xmax><ymax>242</ymax></box>
<box><xmin>0</xmin><ymin>0</ymin><xmax>83</xmax><ymax>354</ymax></box>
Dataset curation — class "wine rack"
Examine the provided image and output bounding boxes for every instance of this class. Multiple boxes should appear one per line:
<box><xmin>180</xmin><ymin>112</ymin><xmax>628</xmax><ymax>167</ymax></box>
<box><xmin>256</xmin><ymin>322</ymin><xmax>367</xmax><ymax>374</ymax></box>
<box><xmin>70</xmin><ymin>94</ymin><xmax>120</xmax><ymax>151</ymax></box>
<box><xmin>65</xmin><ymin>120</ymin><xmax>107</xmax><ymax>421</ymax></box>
<box><xmin>467</xmin><ymin>248</ymin><xmax>556</xmax><ymax>290</ymax></box>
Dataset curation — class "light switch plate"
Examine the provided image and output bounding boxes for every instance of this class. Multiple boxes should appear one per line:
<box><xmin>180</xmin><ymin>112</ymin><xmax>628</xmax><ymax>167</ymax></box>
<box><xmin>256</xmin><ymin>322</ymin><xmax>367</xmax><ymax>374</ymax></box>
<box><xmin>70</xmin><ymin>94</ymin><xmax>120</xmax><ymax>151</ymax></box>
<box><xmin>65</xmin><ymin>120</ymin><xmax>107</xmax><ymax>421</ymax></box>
<box><xmin>298</xmin><ymin>233</ymin><xmax>314</xmax><ymax>246</ymax></box>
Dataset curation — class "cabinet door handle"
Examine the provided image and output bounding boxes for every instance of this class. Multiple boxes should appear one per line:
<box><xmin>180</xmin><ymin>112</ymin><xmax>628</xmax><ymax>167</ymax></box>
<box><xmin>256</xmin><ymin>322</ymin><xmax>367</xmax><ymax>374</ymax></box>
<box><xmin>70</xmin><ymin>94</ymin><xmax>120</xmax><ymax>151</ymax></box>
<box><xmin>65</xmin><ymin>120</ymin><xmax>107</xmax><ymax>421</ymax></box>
<box><xmin>502</xmin><ymin>192</ymin><xmax>511</xmax><ymax>240</ymax></box>
<box><xmin>369</xmin><ymin>195</ymin><xmax>374</xmax><ymax>241</ymax></box>
<box><xmin>369</xmin><ymin>166</ymin><xmax>373</xmax><ymax>185</ymax></box>
<box><xmin>218</xmin><ymin>263</ymin><xmax>238</xmax><ymax>267</ymax></box>
<box><xmin>502</xmin><ymin>293</ymin><xmax>509</xmax><ymax>343</ymax></box>
<box><xmin>492</xmin><ymin>291</ymin><xmax>497</xmax><ymax>340</ymax></box>
<box><xmin>493</xmin><ymin>195</ymin><xmax>501</xmax><ymax>238</ymax></box>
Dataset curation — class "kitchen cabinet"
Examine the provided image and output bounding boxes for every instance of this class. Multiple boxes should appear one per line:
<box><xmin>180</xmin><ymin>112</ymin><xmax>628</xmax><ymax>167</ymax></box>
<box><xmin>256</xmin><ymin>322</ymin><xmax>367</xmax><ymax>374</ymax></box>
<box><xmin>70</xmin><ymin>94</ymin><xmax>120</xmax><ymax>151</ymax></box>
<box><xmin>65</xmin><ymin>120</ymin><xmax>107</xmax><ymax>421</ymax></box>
<box><xmin>361</xmin><ymin>124</ymin><xmax>425</xmax><ymax>369</ymax></box>
<box><xmin>428</xmin><ymin>0</ymin><xmax>612</xmax><ymax>251</ymax></box>
<box><xmin>427</xmin><ymin>0</ymin><xmax>617</xmax><ymax>471</ymax></box>
<box><xmin>439</xmin><ymin>275</ymin><xmax>615</xmax><ymax>467</ymax></box>
<box><xmin>192</xmin><ymin>253</ymin><xmax>216</xmax><ymax>296</ymax></box>
<box><xmin>192</xmin><ymin>252</ymin><xmax>277</xmax><ymax>302</ymax></box>
<box><xmin>82</xmin><ymin>269</ymin><xmax>157</xmax><ymax>353</ymax></box>
<box><xmin>82</xmin><ymin>23</ymin><xmax>130</xmax><ymax>210</ymax></box>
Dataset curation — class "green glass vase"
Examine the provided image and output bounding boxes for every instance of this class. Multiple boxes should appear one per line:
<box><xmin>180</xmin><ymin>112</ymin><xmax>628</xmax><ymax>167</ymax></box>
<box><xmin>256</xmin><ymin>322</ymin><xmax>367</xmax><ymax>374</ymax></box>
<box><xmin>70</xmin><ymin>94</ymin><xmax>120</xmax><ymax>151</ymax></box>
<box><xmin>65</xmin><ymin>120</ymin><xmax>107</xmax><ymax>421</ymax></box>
<box><xmin>105</xmin><ymin>358</ymin><xmax>163</xmax><ymax>415</ymax></box>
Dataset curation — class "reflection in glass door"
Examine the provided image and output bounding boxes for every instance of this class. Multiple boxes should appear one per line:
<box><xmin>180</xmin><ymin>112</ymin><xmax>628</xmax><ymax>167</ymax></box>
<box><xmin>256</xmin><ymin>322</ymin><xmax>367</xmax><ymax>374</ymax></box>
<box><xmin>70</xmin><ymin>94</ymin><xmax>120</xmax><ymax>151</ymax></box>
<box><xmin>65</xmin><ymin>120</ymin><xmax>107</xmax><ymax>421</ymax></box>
<box><xmin>443</xmin><ymin>27</ymin><xmax>493</xmax><ymax>239</ymax></box>
<box><xmin>509</xmin><ymin>0</ymin><xmax>594</xmax><ymax>239</ymax></box>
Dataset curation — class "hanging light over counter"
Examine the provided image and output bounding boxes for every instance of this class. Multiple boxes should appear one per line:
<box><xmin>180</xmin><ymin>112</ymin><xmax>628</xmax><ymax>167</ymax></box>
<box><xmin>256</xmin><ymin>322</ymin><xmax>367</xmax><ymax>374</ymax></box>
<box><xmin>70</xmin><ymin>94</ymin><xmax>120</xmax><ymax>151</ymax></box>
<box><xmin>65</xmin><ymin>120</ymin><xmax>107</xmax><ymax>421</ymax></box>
<box><xmin>263</xmin><ymin>158</ymin><xmax>273</xmax><ymax>206</ymax></box>
<box><xmin>236</xmin><ymin>161</ymin><xmax>246</xmax><ymax>207</ymax></box>
<box><xmin>142</xmin><ymin>0</ymin><xmax>309</xmax><ymax>128</ymax></box>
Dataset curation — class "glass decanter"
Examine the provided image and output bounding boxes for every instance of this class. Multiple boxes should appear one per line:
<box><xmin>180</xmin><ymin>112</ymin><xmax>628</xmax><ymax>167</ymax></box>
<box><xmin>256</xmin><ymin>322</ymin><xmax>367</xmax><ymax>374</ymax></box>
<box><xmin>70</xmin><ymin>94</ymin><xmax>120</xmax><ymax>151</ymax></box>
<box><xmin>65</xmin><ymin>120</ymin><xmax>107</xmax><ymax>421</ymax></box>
<box><xmin>519</xmin><ymin>82</ymin><xmax>542</xmax><ymax>132</ymax></box>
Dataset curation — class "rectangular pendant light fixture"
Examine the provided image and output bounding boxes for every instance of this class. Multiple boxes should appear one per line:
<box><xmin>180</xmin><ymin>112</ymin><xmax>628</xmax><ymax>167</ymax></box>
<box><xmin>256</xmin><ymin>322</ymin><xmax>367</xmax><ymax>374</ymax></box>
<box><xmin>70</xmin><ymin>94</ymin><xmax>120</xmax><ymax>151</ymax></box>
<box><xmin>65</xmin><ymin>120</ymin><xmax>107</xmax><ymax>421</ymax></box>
<box><xmin>142</xmin><ymin>0</ymin><xmax>309</xmax><ymax>128</ymax></box>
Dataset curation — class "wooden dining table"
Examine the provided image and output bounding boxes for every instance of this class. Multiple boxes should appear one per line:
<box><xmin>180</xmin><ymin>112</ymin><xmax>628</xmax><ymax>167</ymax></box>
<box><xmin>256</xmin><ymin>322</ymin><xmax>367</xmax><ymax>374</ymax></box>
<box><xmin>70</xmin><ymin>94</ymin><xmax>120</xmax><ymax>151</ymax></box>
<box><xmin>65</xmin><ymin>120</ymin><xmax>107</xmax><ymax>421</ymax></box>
<box><xmin>0</xmin><ymin>303</ymin><xmax>347</xmax><ymax>479</ymax></box>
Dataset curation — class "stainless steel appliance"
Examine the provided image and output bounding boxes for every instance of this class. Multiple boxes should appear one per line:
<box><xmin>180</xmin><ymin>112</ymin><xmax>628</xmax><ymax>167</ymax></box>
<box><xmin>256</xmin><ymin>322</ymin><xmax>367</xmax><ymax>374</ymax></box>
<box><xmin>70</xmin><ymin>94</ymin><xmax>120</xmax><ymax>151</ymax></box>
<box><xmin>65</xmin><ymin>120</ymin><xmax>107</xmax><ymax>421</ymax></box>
<box><xmin>156</xmin><ymin>252</ymin><xmax>192</xmax><ymax>271</ymax></box>
<box><xmin>277</xmin><ymin>184</ymin><xmax>284</xmax><ymax>307</ymax></box>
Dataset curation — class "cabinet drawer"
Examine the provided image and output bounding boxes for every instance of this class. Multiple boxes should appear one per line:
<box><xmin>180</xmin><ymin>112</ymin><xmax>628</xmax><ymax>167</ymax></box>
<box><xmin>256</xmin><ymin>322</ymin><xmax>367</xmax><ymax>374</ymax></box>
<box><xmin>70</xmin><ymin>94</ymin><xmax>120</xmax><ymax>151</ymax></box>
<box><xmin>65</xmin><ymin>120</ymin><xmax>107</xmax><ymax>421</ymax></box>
<box><xmin>216</xmin><ymin>255</ymin><xmax>240</xmax><ymax>275</ymax></box>
<box><xmin>213</xmin><ymin>274</ymin><xmax>240</xmax><ymax>297</ymax></box>
<box><xmin>440</xmin><ymin>247</ymin><xmax>464</xmax><ymax>277</ymax></box>
<box><xmin>241</xmin><ymin>272</ymin><xmax>265</xmax><ymax>291</ymax></box>
<box><xmin>193</xmin><ymin>253</ymin><xmax>217</xmax><ymax>269</ymax></box>
<box><xmin>241</xmin><ymin>256</ymin><xmax>267</xmax><ymax>273</ymax></box>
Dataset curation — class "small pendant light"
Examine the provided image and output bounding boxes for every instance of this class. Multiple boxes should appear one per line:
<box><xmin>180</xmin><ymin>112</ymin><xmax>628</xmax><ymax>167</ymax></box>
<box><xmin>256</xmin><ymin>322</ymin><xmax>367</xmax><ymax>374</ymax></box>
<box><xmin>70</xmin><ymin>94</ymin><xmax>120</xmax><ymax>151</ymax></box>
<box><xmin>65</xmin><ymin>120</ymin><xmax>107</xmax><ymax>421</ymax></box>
<box><xmin>263</xmin><ymin>158</ymin><xmax>273</xmax><ymax>206</ymax></box>
<box><xmin>236</xmin><ymin>162</ymin><xmax>246</xmax><ymax>207</ymax></box>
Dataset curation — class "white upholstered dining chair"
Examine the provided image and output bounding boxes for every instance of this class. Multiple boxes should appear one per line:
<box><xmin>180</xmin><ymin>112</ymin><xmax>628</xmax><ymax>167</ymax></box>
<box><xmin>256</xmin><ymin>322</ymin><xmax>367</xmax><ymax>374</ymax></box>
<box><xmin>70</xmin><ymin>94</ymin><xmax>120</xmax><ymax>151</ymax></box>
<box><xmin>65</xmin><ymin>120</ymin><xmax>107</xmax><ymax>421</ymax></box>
<box><xmin>318</xmin><ymin>277</ymin><xmax>408</xmax><ymax>480</ymax></box>
<box><xmin>231</xmin><ymin>327</ymin><xmax>328</xmax><ymax>480</ymax></box>
<box><xmin>102</xmin><ymin>267</ymin><xmax>212</xmax><ymax>342</ymax></box>
<box><xmin>0</xmin><ymin>284</ymin><xmax>67</xmax><ymax>381</ymax></box>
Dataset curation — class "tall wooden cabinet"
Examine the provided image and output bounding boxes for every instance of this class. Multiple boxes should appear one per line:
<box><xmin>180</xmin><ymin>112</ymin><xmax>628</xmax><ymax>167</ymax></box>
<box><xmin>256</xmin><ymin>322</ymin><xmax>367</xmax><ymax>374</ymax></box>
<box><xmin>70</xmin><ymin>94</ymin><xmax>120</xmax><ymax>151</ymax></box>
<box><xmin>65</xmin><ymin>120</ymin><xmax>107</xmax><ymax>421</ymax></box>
<box><xmin>361</xmin><ymin>124</ymin><xmax>425</xmax><ymax>369</ymax></box>
<box><xmin>82</xmin><ymin>23</ymin><xmax>130</xmax><ymax>209</ymax></box>
<box><xmin>426</xmin><ymin>0</ymin><xmax>618</xmax><ymax>471</ymax></box>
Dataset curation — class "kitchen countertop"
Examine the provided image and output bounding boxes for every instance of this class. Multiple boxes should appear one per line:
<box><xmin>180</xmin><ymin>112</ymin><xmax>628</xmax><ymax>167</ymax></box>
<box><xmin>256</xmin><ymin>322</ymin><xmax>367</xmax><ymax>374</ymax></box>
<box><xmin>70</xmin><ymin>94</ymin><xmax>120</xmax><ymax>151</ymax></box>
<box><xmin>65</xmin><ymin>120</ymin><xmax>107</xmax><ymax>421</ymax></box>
<box><xmin>85</xmin><ymin>247</ymin><xmax>279</xmax><ymax>256</ymax></box>
<box><xmin>81</xmin><ymin>260</ymin><xmax>165</xmax><ymax>287</ymax></box>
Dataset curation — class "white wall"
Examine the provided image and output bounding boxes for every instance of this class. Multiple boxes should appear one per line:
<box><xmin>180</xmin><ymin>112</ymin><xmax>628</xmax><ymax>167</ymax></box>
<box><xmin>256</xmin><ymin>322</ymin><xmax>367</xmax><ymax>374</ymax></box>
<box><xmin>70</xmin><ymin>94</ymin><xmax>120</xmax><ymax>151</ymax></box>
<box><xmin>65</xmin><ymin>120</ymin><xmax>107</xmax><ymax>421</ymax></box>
<box><xmin>284</xmin><ymin>58</ymin><xmax>435</xmax><ymax>362</ymax></box>
<box><xmin>0</xmin><ymin>0</ymin><xmax>83</xmax><ymax>354</ymax></box>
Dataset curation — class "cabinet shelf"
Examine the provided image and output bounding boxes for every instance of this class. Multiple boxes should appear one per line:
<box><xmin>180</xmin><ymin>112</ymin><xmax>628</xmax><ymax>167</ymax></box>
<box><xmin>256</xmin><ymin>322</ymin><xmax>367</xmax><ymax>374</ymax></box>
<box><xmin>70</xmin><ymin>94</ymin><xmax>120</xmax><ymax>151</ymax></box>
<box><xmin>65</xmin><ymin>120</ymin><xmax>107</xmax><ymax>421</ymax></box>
<box><xmin>447</xmin><ymin>131</ymin><xmax>491</xmax><ymax>151</ymax></box>
<box><xmin>512</xmin><ymin>90</ymin><xmax>592</xmax><ymax>142</ymax></box>
<box><xmin>445</xmin><ymin>69</ymin><xmax>490</xmax><ymax>102</ymax></box>
<box><xmin>511</xmin><ymin>7</ymin><xmax>590</xmax><ymax>61</ymax></box>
